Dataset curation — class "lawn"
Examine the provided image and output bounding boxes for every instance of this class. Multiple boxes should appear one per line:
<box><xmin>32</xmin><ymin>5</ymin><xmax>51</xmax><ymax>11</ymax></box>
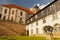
<box><xmin>0</xmin><ymin>36</ymin><xmax>46</xmax><ymax>40</ymax></box>
<box><xmin>54</xmin><ymin>38</ymin><xmax>60</xmax><ymax>40</ymax></box>
<box><xmin>0</xmin><ymin>36</ymin><xmax>60</xmax><ymax>40</ymax></box>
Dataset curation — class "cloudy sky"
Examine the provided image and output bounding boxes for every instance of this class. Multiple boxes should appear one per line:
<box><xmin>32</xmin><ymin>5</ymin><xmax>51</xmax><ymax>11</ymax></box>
<box><xmin>0</xmin><ymin>0</ymin><xmax>53</xmax><ymax>8</ymax></box>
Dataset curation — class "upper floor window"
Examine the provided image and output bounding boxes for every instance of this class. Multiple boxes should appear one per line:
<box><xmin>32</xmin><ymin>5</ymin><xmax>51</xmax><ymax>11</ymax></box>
<box><xmin>12</xmin><ymin>10</ymin><xmax>14</xmax><ymax>14</ymax></box>
<box><xmin>4</xmin><ymin>9</ymin><xmax>7</xmax><ymax>14</ymax></box>
<box><xmin>43</xmin><ymin>18</ymin><xmax>46</xmax><ymax>23</ymax></box>
<box><xmin>50</xmin><ymin>4</ymin><xmax>56</xmax><ymax>12</ymax></box>
<box><xmin>20</xmin><ymin>11</ymin><xmax>23</xmax><ymax>16</ymax></box>
<box><xmin>41</xmin><ymin>11</ymin><xmax>44</xmax><ymax>16</ymax></box>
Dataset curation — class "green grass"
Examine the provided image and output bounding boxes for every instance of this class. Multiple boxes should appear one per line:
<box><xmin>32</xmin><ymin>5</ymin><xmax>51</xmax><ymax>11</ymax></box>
<box><xmin>0</xmin><ymin>36</ymin><xmax>46</xmax><ymax>40</ymax></box>
<box><xmin>0</xmin><ymin>36</ymin><xmax>60</xmax><ymax>40</ymax></box>
<box><xmin>54</xmin><ymin>38</ymin><xmax>60</xmax><ymax>40</ymax></box>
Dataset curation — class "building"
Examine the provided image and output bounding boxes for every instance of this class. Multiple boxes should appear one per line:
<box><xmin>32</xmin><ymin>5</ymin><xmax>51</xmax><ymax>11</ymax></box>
<box><xmin>26</xmin><ymin>0</ymin><xmax>60</xmax><ymax>36</ymax></box>
<box><xmin>0</xmin><ymin>4</ymin><xmax>34</xmax><ymax>24</ymax></box>
<box><xmin>30</xmin><ymin>4</ymin><xmax>40</xmax><ymax>14</ymax></box>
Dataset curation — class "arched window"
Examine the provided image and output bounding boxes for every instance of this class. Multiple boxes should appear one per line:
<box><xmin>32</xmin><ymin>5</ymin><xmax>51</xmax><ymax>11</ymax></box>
<box><xmin>54</xmin><ymin>23</ymin><xmax>60</xmax><ymax>32</ymax></box>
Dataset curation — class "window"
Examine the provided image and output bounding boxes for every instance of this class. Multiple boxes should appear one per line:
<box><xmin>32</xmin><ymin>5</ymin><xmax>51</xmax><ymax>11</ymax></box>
<box><xmin>20</xmin><ymin>11</ymin><xmax>23</xmax><ymax>16</ymax></box>
<box><xmin>36</xmin><ymin>28</ymin><xmax>39</xmax><ymax>34</ymax></box>
<box><xmin>54</xmin><ymin>24</ymin><xmax>60</xmax><ymax>32</ymax></box>
<box><xmin>43</xmin><ymin>18</ymin><xmax>46</xmax><ymax>23</ymax></box>
<box><xmin>41</xmin><ymin>11</ymin><xmax>44</xmax><ymax>16</ymax></box>
<box><xmin>20</xmin><ymin>18</ymin><xmax>22</xmax><ymax>21</ymax></box>
<box><xmin>36</xmin><ymin>21</ymin><xmax>38</xmax><ymax>26</ymax></box>
<box><xmin>53</xmin><ymin>13</ymin><xmax>57</xmax><ymax>20</ymax></box>
<box><xmin>50</xmin><ymin>4</ymin><xmax>56</xmax><ymax>12</ymax></box>
<box><xmin>56</xmin><ymin>27</ymin><xmax>60</xmax><ymax>31</ymax></box>
<box><xmin>31</xmin><ymin>29</ymin><xmax>33</xmax><ymax>35</ymax></box>
<box><xmin>4</xmin><ymin>9</ymin><xmax>7</xmax><ymax>13</ymax></box>
<box><xmin>12</xmin><ymin>10</ymin><xmax>14</xmax><ymax>14</ymax></box>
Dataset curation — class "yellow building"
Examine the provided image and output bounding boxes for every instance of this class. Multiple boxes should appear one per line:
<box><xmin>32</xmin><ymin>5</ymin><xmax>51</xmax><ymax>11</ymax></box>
<box><xmin>26</xmin><ymin>0</ymin><xmax>60</xmax><ymax>37</ymax></box>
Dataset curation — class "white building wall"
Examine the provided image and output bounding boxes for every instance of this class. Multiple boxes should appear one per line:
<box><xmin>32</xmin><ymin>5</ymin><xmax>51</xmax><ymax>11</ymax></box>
<box><xmin>26</xmin><ymin>11</ymin><xmax>60</xmax><ymax>36</ymax></box>
<box><xmin>1</xmin><ymin>6</ymin><xmax>29</xmax><ymax>24</ymax></box>
<box><xmin>45</xmin><ymin>15</ymin><xmax>53</xmax><ymax>26</ymax></box>
<box><xmin>9</xmin><ymin>8</ymin><xmax>17</xmax><ymax>21</ymax></box>
<box><xmin>16</xmin><ymin>9</ymin><xmax>26</xmax><ymax>24</ymax></box>
<box><xmin>56</xmin><ymin>11</ymin><xmax>60</xmax><ymax>24</ymax></box>
<box><xmin>16</xmin><ymin>9</ymin><xmax>22</xmax><ymax>23</ymax></box>
<box><xmin>38</xmin><ymin>19</ymin><xmax>44</xmax><ymax>34</ymax></box>
<box><xmin>1</xmin><ymin>6</ymin><xmax>9</xmax><ymax>20</ymax></box>
<box><xmin>32</xmin><ymin>22</ymin><xmax>36</xmax><ymax>35</ymax></box>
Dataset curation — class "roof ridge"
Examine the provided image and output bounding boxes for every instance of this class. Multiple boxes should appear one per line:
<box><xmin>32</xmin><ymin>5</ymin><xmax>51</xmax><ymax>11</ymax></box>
<box><xmin>2</xmin><ymin>4</ymin><xmax>35</xmax><ymax>14</ymax></box>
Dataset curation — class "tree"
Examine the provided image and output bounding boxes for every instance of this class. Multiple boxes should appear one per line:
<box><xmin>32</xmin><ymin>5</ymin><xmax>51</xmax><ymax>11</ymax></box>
<box><xmin>43</xmin><ymin>25</ymin><xmax>54</xmax><ymax>40</ymax></box>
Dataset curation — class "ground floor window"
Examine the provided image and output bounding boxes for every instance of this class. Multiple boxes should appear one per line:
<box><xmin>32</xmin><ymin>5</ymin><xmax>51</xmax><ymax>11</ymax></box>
<box><xmin>54</xmin><ymin>23</ymin><xmax>60</xmax><ymax>32</ymax></box>
<box><xmin>36</xmin><ymin>28</ymin><xmax>39</xmax><ymax>34</ymax></box>
<box><xmin>31</xmin><ymin>29</ymin><xmax>33</xmax><ymax>35</ymax></box>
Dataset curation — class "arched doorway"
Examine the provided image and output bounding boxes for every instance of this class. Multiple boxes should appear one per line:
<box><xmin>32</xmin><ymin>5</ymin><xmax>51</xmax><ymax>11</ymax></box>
<box><xmin>26</xmin><ymin>30</ymin><xmax>29</xmax><ymax>36</ymax></box>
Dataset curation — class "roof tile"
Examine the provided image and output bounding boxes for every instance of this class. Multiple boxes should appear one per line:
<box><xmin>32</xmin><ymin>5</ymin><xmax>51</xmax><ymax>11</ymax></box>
<box><xmin>2</xmin><ymin>4</ymin><xmax>35</xmax><ymax>14</ymax></box>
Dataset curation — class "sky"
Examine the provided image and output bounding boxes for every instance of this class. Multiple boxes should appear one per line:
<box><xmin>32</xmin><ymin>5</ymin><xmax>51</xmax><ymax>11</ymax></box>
<box><xmin>0</xmin><ymin>0</ymin><xmax>53</xmax><ymax>8</ymax></box>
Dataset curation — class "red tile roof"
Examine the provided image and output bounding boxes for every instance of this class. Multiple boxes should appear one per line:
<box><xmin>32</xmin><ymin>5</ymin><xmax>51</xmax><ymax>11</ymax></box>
<box><xmin>2</xmin><ymin>4</ymin><xmax>35</xmax><ymax>15</ymax></box>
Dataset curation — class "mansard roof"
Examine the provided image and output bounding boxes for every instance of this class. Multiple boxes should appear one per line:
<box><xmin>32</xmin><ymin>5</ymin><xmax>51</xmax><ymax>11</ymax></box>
<box><xmin>2</xmin><ymin>4</ymin><xmax>35</xmax><ymax>15</ymax></box>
